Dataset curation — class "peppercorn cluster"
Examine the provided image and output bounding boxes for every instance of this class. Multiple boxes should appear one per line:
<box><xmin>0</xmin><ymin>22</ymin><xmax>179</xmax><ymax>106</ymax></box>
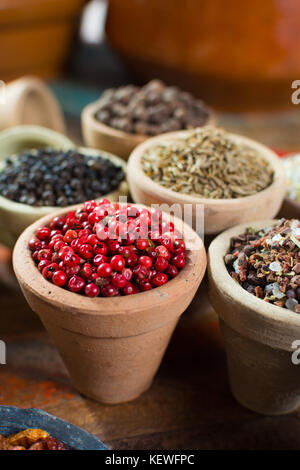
<box><xmin>29</xmin><ymin>200</ymin><xmax>187</xmax><ymax>297</ymax></box>
<box><xmin>0</xmin><ymin>148</ymin><xmax>125</xmax><ymax>207</ymax></box>
<box><xmin>95</xmin><ymin>79</ymin><xmax>210</xmax><ymax>136</ymax></box>
<box><xmin>226</xmin><ymin>219</ymin><xmax>300</xmax><ymax>312</ymax></box>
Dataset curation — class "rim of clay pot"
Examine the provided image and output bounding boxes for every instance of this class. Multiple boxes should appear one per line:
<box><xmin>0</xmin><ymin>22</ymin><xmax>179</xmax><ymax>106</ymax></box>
<box><xmin>127</xmin><ymin>128</ymin><xmax>285</xmax><ymax>207</ymax></box>
<box><xmin>0</xmin><ymin>137</ymin><xmax>128</xmax><ymax>218</ymax></box>
<box><xmin>208</xmin><ymin>219</ymin><xmax>300</xmax><ymax>351</ymax></box>
<box><xmin>81</xmin><ymin>97</ymin><xmax>216</xmax><ymax>148</ymax></box>
<box><xmin>13</xmin><ymin>203</ymin><xmax>206</xmax><ymax>334</ymax></box>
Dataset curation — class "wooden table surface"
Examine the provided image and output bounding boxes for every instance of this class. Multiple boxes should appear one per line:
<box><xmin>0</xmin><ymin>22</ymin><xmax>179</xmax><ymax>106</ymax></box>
<box><xmin>1</xmin><ymin>110</ymin><xmax>300</xmax><ymax>450</ymax></box>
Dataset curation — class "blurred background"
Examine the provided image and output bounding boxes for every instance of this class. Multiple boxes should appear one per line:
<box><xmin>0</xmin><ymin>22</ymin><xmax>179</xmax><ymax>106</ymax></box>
<box><xmin>1</xmin><ymin>0</ymin><xmax>300</xmax><ymax>147</ymax></box>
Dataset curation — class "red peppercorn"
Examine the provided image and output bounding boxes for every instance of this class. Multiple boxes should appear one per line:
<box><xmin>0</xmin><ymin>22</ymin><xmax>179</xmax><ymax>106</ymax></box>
<box><xmin>102</xmin><ymin>284</ymin><xmax>118</xmax><ymax>297</ymax></box>
<box><xmin>68</xmin><ymin>275</ymin><xmax>85</xmax><ymax>293</ymax></box>
<box><xmin>154</xmin><ymin>256</ymin><xmax>168</xmax><ymax>272</ymax></box>
<box><xmin>29</xmin><ymin>238</ymin><xmax>42</xmax><ymax>252</ymax></box>
<box><xmin>165</xmin><ymin>264</ymin><xmax>179</xmax><ymax>279</ymax></box>
<box><xmin>63</xmin><ymin>229</ymin><xmax>78</xmax><ymax>243</ymax></box>
<box><xmin>93</xmin><ymin>254</ymin><xmax>108</xmax><ymax>266</ymax></box>
<box><xmin>110</xmin><ymin>255</ymin><xmax>125</xmax><ymax>272</ymax></box>
<box><xmin>80</xmin><ymin>263</ymin><xmax>93</xmax><ymax>279</ymax></box>
<box><xmin>38</xmin><ymin>259</ymin><xmax>51</xmax><ymax>272</ymax></box>
<box><xmin>78</xmin><ymin>243</ymin><xmax>94</xmax><ymax>259</ymax></box>
<box><xmin>30</xmin><ymin>200</ymin><xmax>187</xmax><ymax>297</ymax></box>
<box><xmin>97</xmin><ymin>263</ymin><xmax>112</xmax><ymax>277</ymax></box>
<box><xmin>127</xmin><ymin>254</ymin><xmax>138</xmax><ymax>268</ymax></box>
<box><xmin>172</xmin><ymin>254</ymin><xmax>186</xmax><ymax>269</ymax></box>
<box><xmin>37</xmin><ymin>227</ymin><xmax>51</xmax><ymax>241</ymax></box>
<box><xmin>152</xmin><ymin>272</ymin><xmax>168</xmax><ymax>287</ymax></box>
<box><xmin>52</xmin><ymin>270</ymin><xmax>67</xmax><ymax>287</ymax></box>
<box><xmin>85</xmin><ymin>283</ymin><xmax>100</xmax><ymax>297</ymax></box>
<box><xmin>42</xmin><ymin>263</ymin><xmax>58</xmax><ymax>280</ymax></box>
<box><xmin>138</xmin><ymin>256</ymin><xmax>153</xmax><ymax>269</ymax></box>
<box><xmin>136</xmin><ymin>239</ymin><xmax>148</xmax><ymax>251</ymax></box>
<box><xmin>111</xmin><ymin>273</ymin><xmax>127</xmax><ymax>289</ymax></box>
<box><xmin>139</xmin><ymin>279</ymin><xmax>152</xmax><ymax>291</ymax></box>
<box><xmin>37</xmin><ymin>249</ymin><xmax>52</xmax><ymax>261</ymax></box>
<box><xmin>94</xmin><ymin>242</ymin><xmax>108</xmax><ymax>255</ymax></box>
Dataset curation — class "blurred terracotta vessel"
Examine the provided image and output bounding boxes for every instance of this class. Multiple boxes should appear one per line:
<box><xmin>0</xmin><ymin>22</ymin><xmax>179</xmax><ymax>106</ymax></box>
<box><xmin>127</xmin><ymin>129</ymin><xmax>286</xmax><ymax>235</ymax></box>
<box><xmin>0</xmin><ymin>126</ymin><xmax>128</xmax><ymax>247</ymax></box>
<box><xmin>81</xmin><ymin>98</ymin><xmax>216</xmax><ymax>160</ymax></box>
<box><xmin>0</xmin><ymin>0</ymin><xmax>88</xmax><ymax>81</ymax></box>
<box><xmin>0</xmin><ymin>77</ymin><xmax>66</xmax><ymax>133</ymax></box>
<box><xmin>208</xmin><ymin>220</ymin><xmax>300</xmax><ymax>415</ymax></box>
<box><xmin>106</xmin><ymin>0</ymin><xmax>300</xmax><ymax>111</ymax></box>
<box><xmin>13</xmin><ymin>204</ymin><xmax>207</xmax><ymax>404</ymax></box>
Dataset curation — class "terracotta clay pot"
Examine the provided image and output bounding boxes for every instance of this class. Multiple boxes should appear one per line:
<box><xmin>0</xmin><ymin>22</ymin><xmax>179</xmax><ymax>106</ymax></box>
<box><xmin>208</xmin><ymin>219</ymin><xmax>300</xmax><ymax>415</ymax></box>
<box><xmin>81</xmin><ymin>97</ymin><xmax>216</xmax><ymax>160</ymax></box>
<box><xmin>127</xmin><ymin>129</ymin><xmax>286</xmax><ymax>235</ymax></box>
<box><xmin>13</xmin><ymin>204</ymin><xmax>206</xmax><ymax>404</ymax></box>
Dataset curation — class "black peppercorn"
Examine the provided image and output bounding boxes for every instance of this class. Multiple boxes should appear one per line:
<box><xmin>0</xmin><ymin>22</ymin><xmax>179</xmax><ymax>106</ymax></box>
<box><xmin>0</xmin><ymin>148</ymin><xmax>125</xmax><ymax>207</ymax></box>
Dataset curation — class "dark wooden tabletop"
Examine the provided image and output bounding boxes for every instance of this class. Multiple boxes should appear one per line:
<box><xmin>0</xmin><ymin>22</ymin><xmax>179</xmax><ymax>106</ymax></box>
<box><xmin>1</xmin><ymin>110</ymin><xmax>300</xmax><ymax>450</ymax></box>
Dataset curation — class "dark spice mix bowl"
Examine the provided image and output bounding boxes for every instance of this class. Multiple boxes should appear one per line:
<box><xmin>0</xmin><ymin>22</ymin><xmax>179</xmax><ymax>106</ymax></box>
<box><xmin>0</xmin><ymin>406</ymin><xmax>108</xmax><ymax>450</ymax></box>
<box><xmin>13</xmin><ymin>203</ymin><xmax>206</xmax><ymax>404</ymax></box>
<box><xmin>208</xmin><ymin>219</ymin><xmax>300</xmax><ymax>415</ymax></box>
<box><xmin>127</xmin><ymin>129</ymin><xmax>286</xmax><ymax>235</ymax></box>
<box><xmin>0</xmin><ymin>126</ymin><xmax>128</xmax><ymax>246</ymax></box>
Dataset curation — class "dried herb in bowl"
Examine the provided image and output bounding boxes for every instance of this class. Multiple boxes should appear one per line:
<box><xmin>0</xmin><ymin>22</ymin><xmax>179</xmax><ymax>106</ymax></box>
<box><xmin>226</xmin><ymin>219</ymin><xmax>300</xmax><ymax>312</ymax></box>
<box><xmin>142</xmin><ymin>127</ymin><xmax>274</xmax><ymax>199</ymax></box>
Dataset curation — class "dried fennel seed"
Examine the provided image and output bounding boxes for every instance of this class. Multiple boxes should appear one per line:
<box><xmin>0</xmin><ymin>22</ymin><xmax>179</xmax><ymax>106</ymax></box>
<box><xmin>141</xmin><ymin>127</ymin><xmax>274</xmax><ymax>199</ymax></box>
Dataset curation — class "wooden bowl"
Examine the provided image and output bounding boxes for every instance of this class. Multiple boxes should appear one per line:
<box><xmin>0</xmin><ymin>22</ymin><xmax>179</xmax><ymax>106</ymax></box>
<box><xmin>81</xmin><ymin>98</ymin><xmax>216</xmax><ymax>160</ymax></box>
<box><xmin>13</xmin><ymin>204</ymin><xmax>207</xmax><ymax>404</ymax></box>
<box><xmin>0</xmin><ymin>76</ymin><xmax>66</xmax><ymax>133</ymax></box>
<box><xmin>127</xmin><ymin>129</ymin><xmax>286</xmax><ymax>235</ymax></box>
<box><xmin>208</xmin><ymin>219</ymin><xmax>300</xmax><ymax>415</ymax></box>
<box><xmin>0</xmin><ymin>406</ymin><xmax>108</xmax><ymax>450</ymax></box>
<box><xmin>0</xmin><ymin>127</ymin><xmax>128</xmax><ymax>246</ymax></box>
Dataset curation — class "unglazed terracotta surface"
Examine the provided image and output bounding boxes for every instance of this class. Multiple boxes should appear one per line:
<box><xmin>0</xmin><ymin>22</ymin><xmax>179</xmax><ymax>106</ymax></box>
<box><xmin>127</xmin><ymin>130</ymin><xmax>286</xmax><ymax>235</ymax></box>
<box><xmin>0</xmin><ymin>127</ymin><xmax>128</xmax><ymax>246</ymax></box>
<box><xmin>0</xmin><ymin>77</ymin><xmax>66</xmax><ymax>133</ymax></box>
<box><xmin>208</xmin><ymin>219</ymin><xmax>300</xmax><ymax>415</ymax></box>
<box><xmin>81</xmin><ymin>98</ymin><xmax>216</xmax><ymax>160</ymax></box>
<box><xmin>13</xmin><ymin>203</ymin><xmax>207</xmax><ymax>404</ymax></box>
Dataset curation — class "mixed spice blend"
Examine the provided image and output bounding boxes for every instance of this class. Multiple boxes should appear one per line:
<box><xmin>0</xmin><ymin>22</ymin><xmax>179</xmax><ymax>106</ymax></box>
<box><xmin>226</xmin><ymin>219</ymin><xmax>300</xmax><ymax>312</ymax></box>
<box><xmin>0</xmin><ymin>429</ymin><xmax>66</xmax><ymax>450</ymax></box>
<box><xmin>142</xmin><ymin>127</ymin><xmax>274</xmax><ymax>199</ymax></box>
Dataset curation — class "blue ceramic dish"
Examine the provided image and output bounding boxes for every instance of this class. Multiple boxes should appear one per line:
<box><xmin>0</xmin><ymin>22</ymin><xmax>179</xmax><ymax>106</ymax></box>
<box><xmin>0</xmin><ymin>406</ymin><xmax>108</xmax><ymax>450</ymax></box>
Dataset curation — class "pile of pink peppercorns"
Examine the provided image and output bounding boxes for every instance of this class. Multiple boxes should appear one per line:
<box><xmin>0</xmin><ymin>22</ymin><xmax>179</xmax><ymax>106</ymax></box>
<box><xmin>28</xmin><ymin>200</ymin><xmax>187</xmax><ymax>297</ymax></box>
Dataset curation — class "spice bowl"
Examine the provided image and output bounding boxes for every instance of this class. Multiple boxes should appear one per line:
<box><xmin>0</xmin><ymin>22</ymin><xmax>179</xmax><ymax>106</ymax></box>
<box><xmin>81</xmin><ymin>97</ymin><xmax>216</xmax><ymax>161</ymax></box>
<box><xmin>0</xmin><ymin>128</ymin><xmax>128</xmax><ymax>246</ymax></box>
<box><xmin>127</xmin><ymin>129</ymin><xmax>286</xmax><ymax>235</ymax></box>
<box><xmin>208</xmin><ymin>219</ymin><xmax>300</xmax><ymax>415</ymax></box>
<box><xmin>13</xmin><ymin>203</ymin><xmax>206</xmax><ymax>404</ymax></box>
<box><xmin>82</xmin><ymin>98</ymin><xmax>147</xmax><ymax>160</ymax></box>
